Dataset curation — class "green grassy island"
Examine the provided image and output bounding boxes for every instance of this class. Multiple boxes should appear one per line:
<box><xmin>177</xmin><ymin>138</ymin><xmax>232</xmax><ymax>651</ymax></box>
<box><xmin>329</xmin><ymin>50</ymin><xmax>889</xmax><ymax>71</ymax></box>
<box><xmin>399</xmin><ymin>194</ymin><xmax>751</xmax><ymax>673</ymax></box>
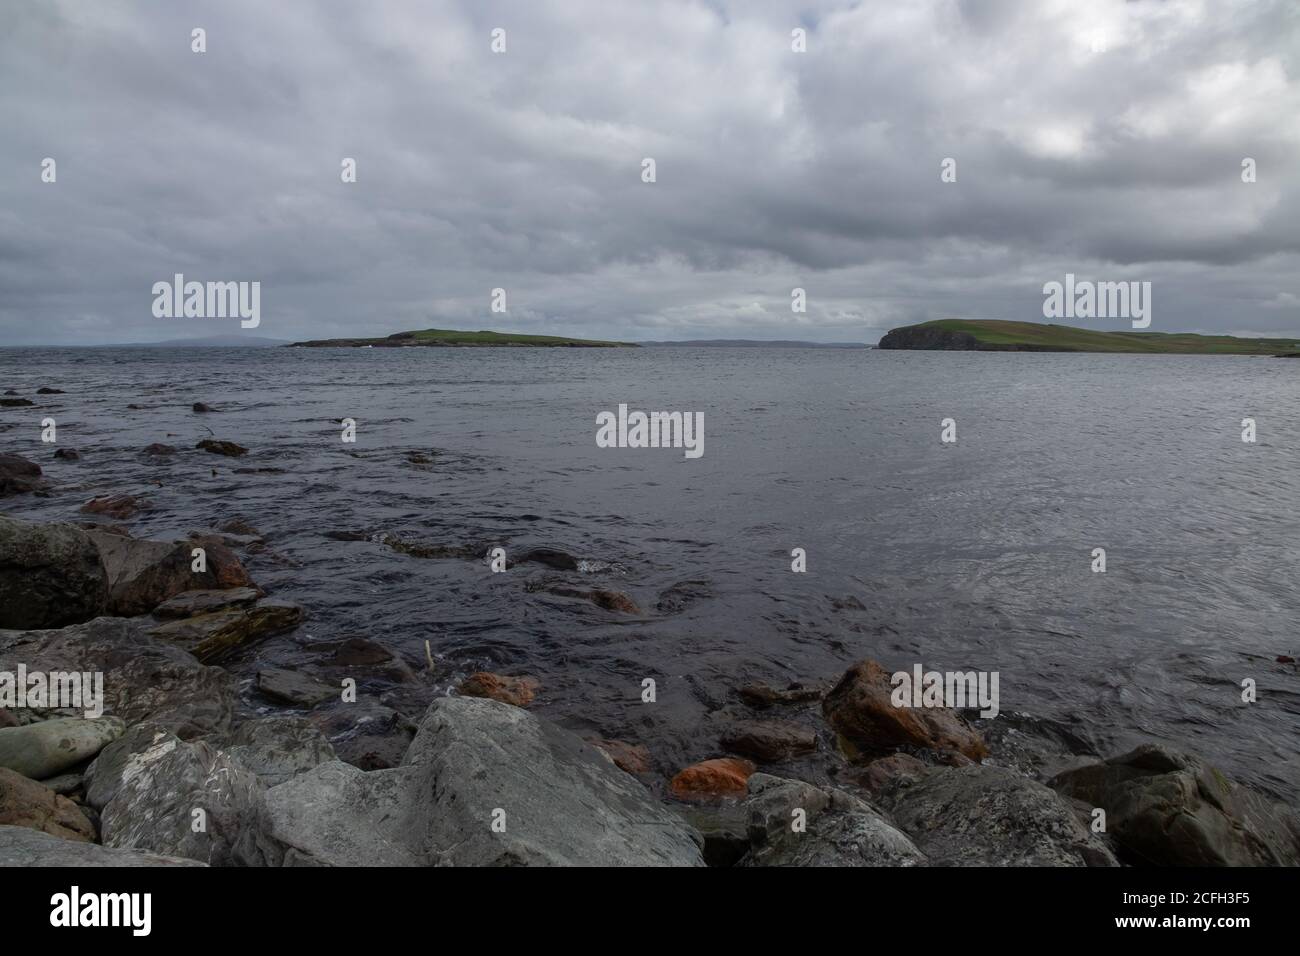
<box><xmin>878</xmin><ymin>319</ymin><xmax>1300</xmax><ymax>355</ymax></box>
<box><xmin>286</xmin><ymin>328</ymin><xmax>638</xmax><ymax>348</ymax></box>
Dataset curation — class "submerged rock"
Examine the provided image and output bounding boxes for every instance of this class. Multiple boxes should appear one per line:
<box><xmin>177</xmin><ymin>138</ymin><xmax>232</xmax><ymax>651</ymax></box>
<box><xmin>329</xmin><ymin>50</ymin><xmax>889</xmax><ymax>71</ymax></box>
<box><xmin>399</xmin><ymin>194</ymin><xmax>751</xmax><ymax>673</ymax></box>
<box><xmin>52</xmin><ymin>448</ymin><xmax>79</xmax><ymax>461</ymax></box>
<box><xmin>720</xmin><ymin>720</ymin><xmax>817</xmax><ymax>762</ymax></box>
<box><xmin>0</xmin><ymin>767</ymin><xmax>96</xmax><ymax>842</ymax></box>
<box><xmin>141</xmin><ymin>443</ymin><xmax>177</xmax><ymax>457</ymax></box>
<box><xmin>0</xmin><ymin>516</ymin><xmax>108</xmax><ymax>629</ymax></box>
<box><xmin>196</xmin><ymin>438</ymin><xmax>247</xmax><ymax>457</ymax></box>
<box><xmin>0</xmin><ymin>717</ymin><xmax>125</xmax><ymax>780</ymax></box>
<box><xmin>822</xmin><ymin>659</ymin><xmax>987</xmax><ymax>761</ymax></box>
<box><xmin>457</xmin><ymin>671</ymin><xmax>539</xmax><ymax>708</ymax></box>
<box><xmin>80</xmin><ymin>494</ymin><xmax>145</xmax><ymax>520</ymax></box>
<box><xmin>738</xmin><ymin>681</ymin><xmax>826</xmax><ymax>708</ymax></box>
<box><xmin>588</xmin><ymin>738</ymin><xmax>652</xmax><ymax>775</ymax></box>
<box><xmin>0</xmin><ymin>453</ymin><xmax>47</xmax><ymax>496</ymax></box>
<box><xmin>0</xmin><ymin>824</ymin><xmax>204</xmax><ymax>866</ymax></box>
<box><xmin>879</xmin><ymin>763</ymin><xmax>1117</xmax><ymax>867</ymax></box>
<box><xmin>739</xmin><ymin>773</ymin><xmax>926</xmax><ymax>867</ymax></box>
<box><xmin>509</xmin><ymin>547</ymin><xmax>581</xmax><ymax>571</ymax></box>
<box><xmin>1050</xmin><ymin>744</ymin><xmax>1300</xmax><ymax>867</ymax></box>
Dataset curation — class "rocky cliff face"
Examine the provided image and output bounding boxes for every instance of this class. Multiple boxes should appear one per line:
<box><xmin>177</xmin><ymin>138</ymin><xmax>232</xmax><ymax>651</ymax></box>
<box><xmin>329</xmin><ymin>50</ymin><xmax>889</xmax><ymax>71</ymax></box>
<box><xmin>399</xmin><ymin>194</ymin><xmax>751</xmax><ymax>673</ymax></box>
<box><xmin>878</xmin><ymin>326</ymin><xmax>984</xmax><ymax>350</ymax></box>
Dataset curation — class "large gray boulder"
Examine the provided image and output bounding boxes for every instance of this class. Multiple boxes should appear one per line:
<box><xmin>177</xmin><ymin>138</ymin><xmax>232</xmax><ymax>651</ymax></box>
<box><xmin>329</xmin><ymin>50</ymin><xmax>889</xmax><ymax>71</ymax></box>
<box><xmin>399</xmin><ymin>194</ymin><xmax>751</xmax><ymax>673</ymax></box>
<box><xmin>0</xmin><ymin>717</ymin><xmax>124</xmax><ymax>779</ymax></box>
<box><xmin>0</xmin><ymin>767</ymin><xmax>96</xmax><ymax>841</ymax></box>
<box><xmin>401</xmin><ymin>696</ymin><xmax>704</xmax><ymax>866</ymax></box>
<box><xmin>1050</xmin><ymin>744</ymin><xmax>1300</xmax><ymax>867</ymax></box>
<box><xmin>738</xmin><ymin>773</ymin><xmax>926</xmax><ymax>866</ymax></box>
<box><xmin>264</xmin><ymin>761</ymin><xmax>422</xmax><ymax>866</ymax></box>
<box><xmin>98</xmin><ymin>729</ymin><xmax>282</xmax><ymax>866</ymax></box>
<box><xmin>0</xmin><ymin>516</ymin><xmax>107</xmax><ymax>629</ymax></box>
<box><xmin>0</xmin><ymin>824</ymin><xmax>204</xmax><ymax>867</ymax></box>
<box><xmin>880</xmin><ymin>763</ymin><xmax>1118</xmax><ymax>867</ymax></box>
<box><xmin>221</xmin><ymin>717</ymin><xmax>336</xmax><ymax>788</ymax></box>
<box><xmin>0</xmin><ymin>617</ymin><xmax>235</xmax><ymax>736</ymax></box>
<box><xmin>261</xmin><ymin>698</ymin><xmax>706</xmax><ymax>866</ymax></box>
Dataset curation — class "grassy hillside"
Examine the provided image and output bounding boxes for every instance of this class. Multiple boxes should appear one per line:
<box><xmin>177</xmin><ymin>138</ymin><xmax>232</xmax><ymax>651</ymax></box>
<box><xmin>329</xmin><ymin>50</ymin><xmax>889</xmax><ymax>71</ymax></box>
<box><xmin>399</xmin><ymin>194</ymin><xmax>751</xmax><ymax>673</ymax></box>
<box><xmin>882</xmin><ymin>319</ymin><xmax>1300</xmax><ymax>354</ymax></box>
<box><xmin>288</xmin><ymin>328</ymin><xmax>637</xmax><ymax>348</ymax></box>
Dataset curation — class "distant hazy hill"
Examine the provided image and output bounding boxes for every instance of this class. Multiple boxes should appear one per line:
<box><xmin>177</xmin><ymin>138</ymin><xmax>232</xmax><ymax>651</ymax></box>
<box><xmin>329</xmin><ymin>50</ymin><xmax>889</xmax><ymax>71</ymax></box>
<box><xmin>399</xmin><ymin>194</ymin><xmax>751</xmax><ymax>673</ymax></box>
<box><xmin>878</xmin><ymin>320</ymin><xmax>1300</xmax><ymax>355</ymax></box>
<box><xmin>287</xmin><ymin>328</ymin><xmax>636</xmax><ymax>348</ymax></box>
<box><xmin>126</xmin><ymin>334</ymin><xmax>289</xmax><ymax>347</ymax></box>
<box><xmin>639</xmin><ymin>339</ymin><xmax>868</xmax><ymax>348</ymax></box>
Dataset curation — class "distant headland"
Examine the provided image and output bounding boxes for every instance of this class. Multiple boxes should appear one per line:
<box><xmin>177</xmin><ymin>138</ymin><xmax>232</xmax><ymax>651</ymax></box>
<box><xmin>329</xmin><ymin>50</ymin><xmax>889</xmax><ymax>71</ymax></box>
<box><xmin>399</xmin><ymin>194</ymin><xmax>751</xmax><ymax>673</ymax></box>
<box><xmin>878</xmin><ymin>319</ymin><xmax>1300</xmax><ymax>355</ymax></box>
<box><xmin>286</xmin><ymin>328</ymin><xmax>638</xmax><ymax>348</ymax></box>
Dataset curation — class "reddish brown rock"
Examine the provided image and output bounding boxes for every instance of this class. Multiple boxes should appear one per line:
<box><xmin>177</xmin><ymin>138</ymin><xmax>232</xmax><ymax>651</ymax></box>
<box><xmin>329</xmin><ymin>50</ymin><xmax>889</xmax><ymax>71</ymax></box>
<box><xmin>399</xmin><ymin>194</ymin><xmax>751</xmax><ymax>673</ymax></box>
<box><xmin>822</xmin><ymin>659</ymin><xmax>988</xmax><ymax>762</ymax></box>
<box><xmin>90</xmin><ymin>531</ymin><xmax>256</xmax><ymax>616</ymax></box>
<box><xmin>587</xmin><ymin>589</ymin><xmax>641</xmax><ymax>614</ymax></box>
<box><xmin>457</xmin><ymin>672</ymin><xmax>539</xmax><ymax>708</ymax></box>
<box><xmin>196</xmin><ymin>438</ymin><xmax>247</xmax><ymax>457</ymax></box>
<box><xmin>590</xmin><ymin>739</ymin><xmax>652</xmax><ymax>775</ymax></box>
<box><xmin>857</xmin><ymin>753</ymin><xmax>928</xmax><ymax>793</ymax></box>
<box><xmin>80</xmin><ymin>494</ymin><xmax>145</xmax><ymax>520</ymax></box>
<box><xmin>0</xmin><ymin>768</ymin><xmax>96</xmax><ymax>842</ymax></box>
<box><xmin>669</xmin><ymin>757</ymin><xmax>756</xmax><ymax>802</ymax></box>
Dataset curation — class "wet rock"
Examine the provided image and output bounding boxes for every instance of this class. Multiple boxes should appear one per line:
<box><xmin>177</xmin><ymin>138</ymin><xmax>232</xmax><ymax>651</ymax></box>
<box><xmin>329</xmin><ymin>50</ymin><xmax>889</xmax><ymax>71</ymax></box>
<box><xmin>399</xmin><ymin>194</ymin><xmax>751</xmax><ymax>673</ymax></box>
<box><xmin>148</xmin><ymin>598</ymin><xmax>305</xmax><ymax>663</ymax></box>
<box><xmin>256</xmin><ymin>667</ymin><xmax>336</xmax><ymax>708</ymax></box>
<box><xmin>0</xmin><ymin>453</ymin><xmax>46</xmax><ymax>496</ymax></box>
<box><xmin>141</xmin><ymin>443</ymin><xmax>177</xmax><ymax>456</ymax></box>
<box><xmin>1050</xmin><ymin>744</ymin><xmax>1300</xmax><ymax>867</ymax></box>
<box><xmin>196</xmin><ymin>438</ymin><xmax>247</xmax><ymax>457</ymax></box>
<box><xmin>98</xmin><ymin>730</ymin><xmax>282</xmax><ymax>866</ymax></box>
<box><xmin>720</xmin><ymin>720</ymin><xmax>817</xmax><ymax>762</ymax></box>
<box><xmin>324</xmin><ymin>636</ymin><xmax>394</xmax><ymax>666</ymax></box>
<box><xmin>218</xmin><ymin>518</ymin><xmax>261</xmax><ymax>537</ymax></box>
<box><xmin>0</xmin><ymin>516</ymin><xmax>108</xmax><ymax>629</ymax></box>
<box><xmin>52</xmin><ymin>448</ymin><xmax>79</xmax><ymax>461</ymax></box>
<box><xmin>89</xmin><ymin>530</ymin><xmax>255</xmax><ymax>616</ymax></box>
<box><xmin>192</xmin><ymin>402</ymin><xmax>213</xmax><ymax>413</ymax></box>
<box><xmin>509</xmin><ymin>547</ymin><xmax>580</xmax><ymax>570</ymax></box>
<box><xmin>310</xmin><ymin>701</ymin><xmax>417</xmax><ymax>771</ymax></box>
<box><xmin>37</xmin><ymin>388</ymin><xmax>64</xmax><ymax>395</ymax></box>
<box><xmin>0</xmin><ymin>617</ymin><xmax>236</xmax><ymax>738</ymax></box>
<box><xmin>539</xmin><ymin>584</ymin><xmax>641</xmax><ymax>614</ymax></box>
<box><xmin>322</xmin><ymin>529</ymin><xmax>369</xmax><ymax>542</ymax></box>
<box><xmin>588</xmin><ymin>738</ymin><xmax>652</xmax><ymax>775</ymax></box>
<box><xmin>2</xmin><ymin>389</ymin><xmax>17</xmax><ymax>395</ymax></box>
<box><xmin>857</xmin><ymin>753</ymin><xmax>928</xmax><ymax>793</ymax></box>
<box><xmin>879</xmin><ymin>763</ymin><xmax>1117</xmax><ymax>867</ymax></box>
<box><xmin>0</xmin><ymin>398</ymin><xmax>34</xmax><ymax>407</ymax></box>
<box><xmin>822</xmin><ymin>659</ymin><xmax>987</xmax><ymax>762</ymax></box>
<box><xmin>380</xmin><ymin>534</ymin><xmax>478</xmax><ymax>560</ymax></box>
<box><xmin>0</xmin><ymin>767</ymin><xmax>96</xmax><ymax>841</ymax></box>
<box><xmin>0</xmin><ymin>825</ymin><xmax>204</xmax><ymax>866</ymax></box>
<box><xmin>220</xmin><ymin>717</ymin><xmax>336</xmax><ymax>788</ymax></box>
<box><xmin>264</xmin><ymin>760</ymin><xmax>422</xmax><ymax>866</ymax></box>
<box><xmin>0</xmin><ymin>717</ymin><xmax>125</xmax><ymax>780</ymax></box>
<box><xmin>152</xmin><ymin>586</ymin><xmax>260</xmax><ymax>620</ymax></box>
<box><xmin>739</xmin><ymin>681</ymin><xmax>826</xmax><ymax>708</ymax></box>
<box><xmin>457</xmin><ymin>671</ymin><xmax>539</xmax><ymax>708</ymax></box>
<box><xmin>80</xmin><ymin>493</ymin><xmax>145</xmax><ymax>520</ymax></box>
<box><xmin>656</xmin><ymin>579</ymin><xmax>713</xmax><ymax>614</ymax></box>
<box><xmin>670</xmin><ymin>757</ymin><xmax>756</xmax><ymax>802</ymax></box>
<box><xmin>739</xmin><ymin>773</ymin><xmax>926</xmax><ymax>867</ymax></box>
<box><xmin>401</xmin><ymin>696</ymin><xmax>705</xmax><ymax>865</ymax></box>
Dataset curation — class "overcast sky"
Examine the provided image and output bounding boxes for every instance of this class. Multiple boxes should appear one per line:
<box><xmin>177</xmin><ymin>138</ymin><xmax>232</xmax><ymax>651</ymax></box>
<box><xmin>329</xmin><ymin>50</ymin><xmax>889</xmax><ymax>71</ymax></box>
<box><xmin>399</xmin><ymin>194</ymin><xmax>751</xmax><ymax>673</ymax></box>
<box><xmin>2</xmin><ymin>0</ymin><xmax>1298</xmax><ymax>345</ymax></box>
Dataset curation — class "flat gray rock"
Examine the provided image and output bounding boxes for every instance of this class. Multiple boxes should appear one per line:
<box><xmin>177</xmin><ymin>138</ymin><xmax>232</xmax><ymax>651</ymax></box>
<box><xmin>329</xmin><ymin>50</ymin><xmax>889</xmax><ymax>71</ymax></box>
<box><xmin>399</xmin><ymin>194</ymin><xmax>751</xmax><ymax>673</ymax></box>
<box><xmin>0</xmin><ymin>824</ymin><xmax>204</xmax><ymax>867</ymax></box>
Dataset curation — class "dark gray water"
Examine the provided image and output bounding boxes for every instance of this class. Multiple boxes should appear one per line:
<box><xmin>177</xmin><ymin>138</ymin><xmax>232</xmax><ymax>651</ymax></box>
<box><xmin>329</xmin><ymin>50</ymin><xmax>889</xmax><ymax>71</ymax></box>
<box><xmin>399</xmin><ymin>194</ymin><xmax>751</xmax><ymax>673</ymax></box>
<box><xmin>3</xmin><ymin>346</ymin><xmax>1298</xmax><ymax>800</ymax></box>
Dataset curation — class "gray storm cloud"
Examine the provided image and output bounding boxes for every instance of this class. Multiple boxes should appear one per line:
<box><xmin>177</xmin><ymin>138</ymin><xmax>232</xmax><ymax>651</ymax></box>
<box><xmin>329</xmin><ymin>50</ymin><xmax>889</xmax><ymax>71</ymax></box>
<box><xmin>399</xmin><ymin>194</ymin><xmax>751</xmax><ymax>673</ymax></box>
<box><xmin>1</xmin><ymin>0</ymin><xmax>1297</xmax><ymax>345</ymax></box>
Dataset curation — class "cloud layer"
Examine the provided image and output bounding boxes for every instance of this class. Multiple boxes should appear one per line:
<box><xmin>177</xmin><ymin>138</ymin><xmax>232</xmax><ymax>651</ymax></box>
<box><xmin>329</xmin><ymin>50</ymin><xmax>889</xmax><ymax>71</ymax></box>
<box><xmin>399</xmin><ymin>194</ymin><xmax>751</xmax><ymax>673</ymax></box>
<box><xmin>2</xmin><ymin>0</ymin><xmax>1298</xmax><ymax>344</ymax></box>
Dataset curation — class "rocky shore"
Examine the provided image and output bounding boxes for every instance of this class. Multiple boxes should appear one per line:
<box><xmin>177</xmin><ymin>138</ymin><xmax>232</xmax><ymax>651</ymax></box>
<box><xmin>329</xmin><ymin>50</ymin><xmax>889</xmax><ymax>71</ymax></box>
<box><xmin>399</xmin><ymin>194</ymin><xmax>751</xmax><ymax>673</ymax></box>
<box><xmin>2</xmin><ymin>447</ymin><xmax>1298</xmax><ymax>867</ymax></box>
